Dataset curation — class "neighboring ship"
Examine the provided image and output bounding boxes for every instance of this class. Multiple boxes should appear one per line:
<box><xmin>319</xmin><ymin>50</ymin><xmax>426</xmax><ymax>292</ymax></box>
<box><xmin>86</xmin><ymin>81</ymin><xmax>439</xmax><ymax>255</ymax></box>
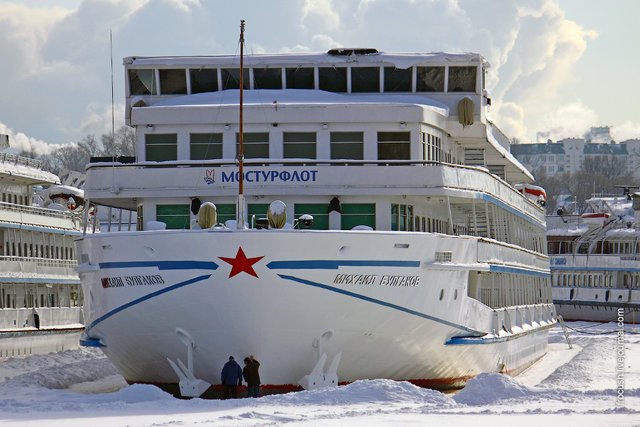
<box><xmin>548</xmin><ymin>189</ymin><xmax>640</xmax><ymax>323</ymax></box>
<box><xmin>0</xmin><ymin>148</ymin><xmax>85</xmax><ymax>358</ymax></box>
<box><xmin>76</xmin><ymin>27</ymin><xmax>556</xmax><ymax>398</ymax></box>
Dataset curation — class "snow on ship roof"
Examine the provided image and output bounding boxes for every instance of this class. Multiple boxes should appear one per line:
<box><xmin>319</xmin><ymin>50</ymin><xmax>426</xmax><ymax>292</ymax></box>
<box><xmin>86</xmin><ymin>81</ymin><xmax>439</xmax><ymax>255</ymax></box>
<box><xmin>0</xmin><ymin>154</ymin><xmax>60</xmax><ymax>185</ymax></box>
<box><xmin>150</xmin><ymin>89</ymin><xmax>449</xmax><ymax>115</ymax></box>
<box><xmin>125</xmin><ymin>51</ymin><xmax>487</xmax><ymax>69</ymax></box>
<box><xmin>46</xmin><ymin>185</ymin><xmax>85</xmax><ymax>199</ymax></box>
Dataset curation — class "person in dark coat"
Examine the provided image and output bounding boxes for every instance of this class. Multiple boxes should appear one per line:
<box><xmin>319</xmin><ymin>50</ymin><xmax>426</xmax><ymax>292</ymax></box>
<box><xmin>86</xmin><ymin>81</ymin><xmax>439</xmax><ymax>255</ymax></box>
<box><xmin>220</xmin><ymin>356</ymin><xmax>243</xmax><ymax>399</ymax></box>
<box><xmin>243</xmin><ymin>355</ymin><xmax>261</xmax><ymax>398</ymax></box>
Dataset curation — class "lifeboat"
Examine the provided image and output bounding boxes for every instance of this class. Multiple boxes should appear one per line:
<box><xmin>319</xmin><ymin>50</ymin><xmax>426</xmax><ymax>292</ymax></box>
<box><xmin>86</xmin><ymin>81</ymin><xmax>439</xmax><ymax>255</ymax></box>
<box><xmin>515</xmin><ymin>183</ymin><xmax>547</xmax><ymax>207</ymax></box>
<box><xmin>581</xmin><ymin>212</ymin><xmax>611</xmax><ymax>226</ymax></box>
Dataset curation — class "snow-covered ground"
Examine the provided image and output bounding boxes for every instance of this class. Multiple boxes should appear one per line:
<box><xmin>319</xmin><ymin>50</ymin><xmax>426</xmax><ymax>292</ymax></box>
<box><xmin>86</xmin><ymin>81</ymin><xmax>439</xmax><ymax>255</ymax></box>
<box><xmin>0</xmin><ymin>322</ymin><xmax>638</xmax><ymax>426</ymax></box>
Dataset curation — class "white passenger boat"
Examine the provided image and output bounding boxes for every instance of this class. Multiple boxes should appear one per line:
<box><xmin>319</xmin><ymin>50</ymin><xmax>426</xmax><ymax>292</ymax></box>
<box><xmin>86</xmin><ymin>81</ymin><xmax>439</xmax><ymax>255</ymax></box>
<box><xmin>0</xmin><ymin>150</ymin><xmax>84</xmax><ymax>358</ymax></box>
<box><xmin>548</xmin><ymin>190</ymin><xmax>640</xmax><ymax>323</ymax></box>
<box><xmin>76</xmin><ymin>23</ymin><xmax>556</xmax><ymax>397</ymax></box>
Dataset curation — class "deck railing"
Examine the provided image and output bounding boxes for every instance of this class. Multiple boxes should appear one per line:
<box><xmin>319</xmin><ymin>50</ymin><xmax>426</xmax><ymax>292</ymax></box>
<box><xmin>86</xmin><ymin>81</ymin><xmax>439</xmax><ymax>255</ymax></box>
<box><xmin>0</xmin><ymin>152</ymin><xmax>42</xmax><ymax>169</ymax></box>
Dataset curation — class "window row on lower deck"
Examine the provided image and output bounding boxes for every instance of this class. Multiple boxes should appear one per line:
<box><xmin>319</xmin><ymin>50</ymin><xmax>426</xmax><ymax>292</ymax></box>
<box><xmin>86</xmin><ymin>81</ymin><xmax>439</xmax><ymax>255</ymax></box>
<box><xmin>0</xmin><ymin>283</ymin><xmax>82</xmax><ymax>310</ymax></box>
<box><xmin>468</xmin><ymin>271</ymin><xmax>552</xmax><ymax>309</ymax></box>
<box><xmin>552</xmin><ymin>271</ymin><xmax>640</xmax><ymax>289</ymax></box>
<box><xmin>1</xmin><ymin>228</ymin><xmax>76</xmax><ymax>260</ymax></box>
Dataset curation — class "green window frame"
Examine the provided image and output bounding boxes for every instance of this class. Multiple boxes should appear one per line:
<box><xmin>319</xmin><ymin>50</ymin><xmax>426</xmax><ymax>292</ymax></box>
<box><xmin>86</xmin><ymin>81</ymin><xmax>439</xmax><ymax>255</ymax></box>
<box><xmin>216</xmin><ymin>204</ymin><xmax>236</xmax><ymax>226</ymax></box>
<box><xmin>391</xmin><ymin>204</ymin><xmax>414</xmax><ymax>231</ymax></box>
<box><xmin>156</xmin><ymin>204</ymin><xmax>190</xmax><ymax>229</ymax></box>
<box><xmin>330</xmin><ymin>132</ymin><xmax>363</xmax><ymax>160</ymax></box>
<box><xmin>146</xmin><ymin>134</ymin><xmax>177</xmax><ymax>161</ymax></box>
<box><xmin>341</xmin><ymin>203</ymin><xmax>375</xmax><ymax>230</ymax></box>
<box><xmin>236</xmin><ymin>132</ymin><xmax>269</xmax><ymax>159</ymax></box>
<box><xmin>248</xmin><ymin>203</ymin><xmax>271</xmax><ymax>226</ymax></box>
<box><xmin>283</xmin><ymin>132</ymin><xmax>317</xmax><ymax>159</ymax></box>
<box><xmin>190</xmin><ymin>133</ymin><xmax>223</xmax><ymax>160</ymax></box>
<box><xmin>294</xmin><ymin>203</ymin><xmax>329</xmax><ymax>230</ymax></box>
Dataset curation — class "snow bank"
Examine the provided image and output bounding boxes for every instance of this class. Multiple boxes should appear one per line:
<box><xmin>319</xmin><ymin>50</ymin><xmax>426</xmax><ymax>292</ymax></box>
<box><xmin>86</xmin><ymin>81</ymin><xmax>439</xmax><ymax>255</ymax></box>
<box><xmin>453</xmin><ymin>373</ymin><xmax>535</xmax><ymax>405</ymax></box>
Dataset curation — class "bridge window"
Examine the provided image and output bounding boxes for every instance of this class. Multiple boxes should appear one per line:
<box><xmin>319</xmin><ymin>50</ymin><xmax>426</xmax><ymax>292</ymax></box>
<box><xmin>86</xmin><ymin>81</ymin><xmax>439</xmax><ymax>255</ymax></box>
<box><xmin>416</xmin><ymin>66</ymin><xmax>444</xmax><ymax>92</ymax></box>
<box><xmin>351</xmin><ymin>67</ymin><xmax>379</xmax><ymax>92</ymax></box>
<box><xmin>285</xmin><ymin>67</ymin><xmax>314</xmax><ymax>89</ymax></box>
<box><xmin>215</xmin><ymin>204</ymin><xmax>236</xmax><ymax>226</ymax></box>
<box><xmin>319</xmin><ymin>67</ymin><xmax>347</xmax><ymax>93</ymax></box>
<box><xmin>391</xmin><ymin>204</ymin><xmax>414</xmax><ymax>231</ymax></box>
<box><xmin>129</xmin><ymin>69</ymin><xmax>157</xmax><ymax>95</ymax></box>
<box><xmin>253</xmin><ymin>68</ymin><xmax>282</xmax><ymax>89</ymax></box>
<box><xmin>384</xmin><ymin>67</ymin><xmax>412</xmax><ymax>92</ymax></box>
<box><xmin>159</xmin><ymin>69</ymin><xmax>187</xmax><ymax>94</ymax></box>
<box><xmin>190</xmin><ymin>68</ymin><xmax>218</xmax><ymax>93</ymax></box>
<box><xmin>448</xmin><ymin>66</ymin><xmax>477</xmax><ymax>92</ymax></box>
<box><xmin>221</xmin><ymin>69</ymin><xmax>250</xmax><ymax>90</ymax></box>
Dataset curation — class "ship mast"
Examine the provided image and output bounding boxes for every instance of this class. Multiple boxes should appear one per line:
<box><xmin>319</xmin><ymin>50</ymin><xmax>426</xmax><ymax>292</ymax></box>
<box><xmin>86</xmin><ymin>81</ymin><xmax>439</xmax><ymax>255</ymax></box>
<box><xmin>236</xmin><ymin>20</ymin><xmax>246</xmax><ymax>229</ymax></box>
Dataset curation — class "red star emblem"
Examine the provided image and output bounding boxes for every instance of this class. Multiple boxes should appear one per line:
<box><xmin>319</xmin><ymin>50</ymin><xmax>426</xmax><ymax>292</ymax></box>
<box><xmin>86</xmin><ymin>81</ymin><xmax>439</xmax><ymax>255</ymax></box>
<box><xmin>219</xmin><ymin>247</ymin><xmax>264</xmax><ymax>278</ymax></box>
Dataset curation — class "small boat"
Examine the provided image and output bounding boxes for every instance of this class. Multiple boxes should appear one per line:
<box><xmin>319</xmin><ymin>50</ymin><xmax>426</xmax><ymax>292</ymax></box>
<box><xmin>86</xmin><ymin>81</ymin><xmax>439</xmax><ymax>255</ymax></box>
<box><xmin>76</xmin><ymin>22</ymin><xmax>556</xmax><ymax>397</ymax></box>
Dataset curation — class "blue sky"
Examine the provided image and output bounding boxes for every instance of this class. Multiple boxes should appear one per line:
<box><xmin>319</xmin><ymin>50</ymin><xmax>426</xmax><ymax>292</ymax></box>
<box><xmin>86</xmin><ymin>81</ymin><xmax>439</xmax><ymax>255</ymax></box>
<box><xmin>0</xmin><ymin>0</ymin><xmax>638</xmax><ymax>153</ymax></box>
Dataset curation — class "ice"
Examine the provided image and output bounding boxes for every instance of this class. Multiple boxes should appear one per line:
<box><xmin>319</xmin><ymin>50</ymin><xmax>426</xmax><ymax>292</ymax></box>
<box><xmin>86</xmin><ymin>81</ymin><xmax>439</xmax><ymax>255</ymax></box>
<box><xmin>0</xmin><ymin>323</ymin><xmax>638</xmax><ymax>426</ymax></box>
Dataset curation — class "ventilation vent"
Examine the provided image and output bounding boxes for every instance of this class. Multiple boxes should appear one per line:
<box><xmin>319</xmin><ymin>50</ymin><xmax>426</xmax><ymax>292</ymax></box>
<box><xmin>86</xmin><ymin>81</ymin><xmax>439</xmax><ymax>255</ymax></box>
<box><xmin>327</xmin><ymin>48</ymin><xmax>379</xmax><ymax>56</ymax></box>
<box><xmin>435</xmin><ymin>251</ymin><xmax>452</xmax><ymax>262</ymax></box>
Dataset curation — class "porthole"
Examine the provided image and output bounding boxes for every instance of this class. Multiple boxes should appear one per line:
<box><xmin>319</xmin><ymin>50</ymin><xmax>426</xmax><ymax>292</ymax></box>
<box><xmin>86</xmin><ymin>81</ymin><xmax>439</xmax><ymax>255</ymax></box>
<box><xmin>439</xmin><ymin>289</ymin><xmax>444</xmax><ymax>301</ymax></box>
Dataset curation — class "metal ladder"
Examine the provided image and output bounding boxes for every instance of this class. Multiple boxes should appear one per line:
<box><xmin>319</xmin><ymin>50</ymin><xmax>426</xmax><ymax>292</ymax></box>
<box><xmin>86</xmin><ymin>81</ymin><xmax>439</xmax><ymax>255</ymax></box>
<box><xmin>557</xmin><ymin>315</ymin><xmax>573</xmax><ymax>349</ymax></box>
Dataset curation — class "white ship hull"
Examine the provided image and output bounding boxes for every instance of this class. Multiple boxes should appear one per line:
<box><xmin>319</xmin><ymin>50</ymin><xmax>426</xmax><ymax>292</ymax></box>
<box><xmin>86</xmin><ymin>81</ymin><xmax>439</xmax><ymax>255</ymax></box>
<box><xmin>77</xmin><ymin>229</ymin><xmax>554</xmax><ymax>392</ymax></box>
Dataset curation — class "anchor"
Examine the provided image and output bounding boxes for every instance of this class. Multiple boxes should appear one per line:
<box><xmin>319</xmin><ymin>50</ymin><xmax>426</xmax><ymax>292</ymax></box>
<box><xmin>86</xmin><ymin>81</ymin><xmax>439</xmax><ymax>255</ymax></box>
<box><xmin>298</xmin><ymin>330</ymin><xmax>342</xmax><ymax>390</ymax></box>
<box><xmin>166</xmin><ymin>328</ymin><xmax>211</xmax><ymax>397</ymax></box>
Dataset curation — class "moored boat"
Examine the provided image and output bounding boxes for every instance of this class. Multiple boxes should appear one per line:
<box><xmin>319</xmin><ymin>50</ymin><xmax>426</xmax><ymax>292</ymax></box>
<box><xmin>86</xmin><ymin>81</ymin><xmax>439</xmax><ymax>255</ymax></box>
<box><xmin>0</xmin><ymin>149</ymin><xmax>85</xmax><ymax>358</ymax></box>
<box><xmin>76</xmin><ymin>23</ymin><xmax>556</xmax><ymax>397</ymax></box>
<box><xmin>548</xmin><ymin>190</ymin><xmax>640</xmax><ymax>323</ymax></box>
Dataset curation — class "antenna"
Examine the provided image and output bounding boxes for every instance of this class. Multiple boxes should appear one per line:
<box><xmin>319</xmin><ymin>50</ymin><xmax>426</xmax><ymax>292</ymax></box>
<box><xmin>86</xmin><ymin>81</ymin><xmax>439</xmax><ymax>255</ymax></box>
<box><xmin>236</xmin><ymin>20</ymin><xmax>246</xmax><ymax>229</ymax></box>
<box><xmin>110</xmin><ymin>29</ymin><xmax>116</xmax><ymax>153</ymax></box>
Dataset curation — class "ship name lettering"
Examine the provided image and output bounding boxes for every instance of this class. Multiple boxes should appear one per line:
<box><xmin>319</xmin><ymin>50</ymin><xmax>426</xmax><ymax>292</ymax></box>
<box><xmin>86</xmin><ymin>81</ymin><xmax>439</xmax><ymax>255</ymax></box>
<box><xmin>124</xmin><ymin>275</ymin><xmax>165</xmax><ymax>286</ymax></box>
<box><xmin>333</xmin><ymin>274</ymin><xmax>378</xmax><ymax>285</ymax></box>
<box><xmin>221</xmin><ymin>169</ymin><xmax>318</xmax><ymax>183</ymax></box>
<box><xmin>380</xmin><ymin>275</ymin><xmax>420</xmax><ymax>287</ymax></box>
<box><xmin>100</xmin><ymin>277</ymin><xmax>125</xmax><ymax>288</ymax></box>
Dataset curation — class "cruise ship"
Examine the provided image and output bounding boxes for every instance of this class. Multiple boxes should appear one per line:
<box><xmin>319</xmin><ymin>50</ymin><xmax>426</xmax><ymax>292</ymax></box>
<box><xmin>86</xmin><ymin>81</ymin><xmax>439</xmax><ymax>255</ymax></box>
<box><xmin>0</xmin><ymin>147</ymin><xmax>84</xmax><ymax>358</ymax></box>
<box><xmin>548</xmin><ymin>190</ymin><xmax>640</xmax><ymax>323</ymax></box>
<box><xmin>76</xmin><ymin>29</ymin><xmax>556</xmax><ymax>398</ymax></box>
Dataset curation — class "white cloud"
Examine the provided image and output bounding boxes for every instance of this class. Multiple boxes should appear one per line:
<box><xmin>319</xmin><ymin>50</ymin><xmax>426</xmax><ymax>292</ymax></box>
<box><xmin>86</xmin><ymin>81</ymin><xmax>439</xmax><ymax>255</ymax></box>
<box><xmin>0</xmin><ymin>0</ymin><xmax>605</xmax><ymax>151</ymax></box>
<box><xmin>535</xmin><ymin>102</ymin><xmax>598</xmax><ymax>142</ymax></box>
<box><xmin>611</xmin><ymin>121</ymin><xmax>640</xmax><ymax>142</ymax></box>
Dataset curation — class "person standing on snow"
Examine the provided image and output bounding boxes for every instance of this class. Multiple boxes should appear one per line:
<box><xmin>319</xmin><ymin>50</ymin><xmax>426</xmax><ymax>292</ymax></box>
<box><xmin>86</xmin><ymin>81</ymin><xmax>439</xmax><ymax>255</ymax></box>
<box><xmin>243</xmin><ymin>355</ymin><xmax>261</xmax><ymax>398</ymax></box>
<box><xmin>221</xmin><ymin>356</ymin><xmax>242</xmax><ymax>399</ymax></box>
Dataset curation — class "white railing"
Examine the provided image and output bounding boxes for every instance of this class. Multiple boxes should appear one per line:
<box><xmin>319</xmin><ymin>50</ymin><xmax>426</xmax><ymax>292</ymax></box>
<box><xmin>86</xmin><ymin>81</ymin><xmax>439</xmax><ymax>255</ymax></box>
<box><xmin>0</xmin><ymin>152</ymin><xmax>42</xmax><ymax>169</ymax></box>
<box><xmin>0</xmin><ymin>307</ymin><xmax>83</xmax><ymax>330</ymax></box>
<box><xmin>0</xmin><ymin>256</ymin><xmax>77</xmax><ymax>276</ymax></box>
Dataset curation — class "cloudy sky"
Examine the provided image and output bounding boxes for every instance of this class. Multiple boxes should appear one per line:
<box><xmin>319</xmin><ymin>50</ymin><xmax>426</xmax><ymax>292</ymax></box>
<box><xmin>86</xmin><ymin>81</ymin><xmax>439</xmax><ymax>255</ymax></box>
<box><xmin>0</xmin><ymin>0</ymin><xmax>638</xmax><ymax>154</ymax></box>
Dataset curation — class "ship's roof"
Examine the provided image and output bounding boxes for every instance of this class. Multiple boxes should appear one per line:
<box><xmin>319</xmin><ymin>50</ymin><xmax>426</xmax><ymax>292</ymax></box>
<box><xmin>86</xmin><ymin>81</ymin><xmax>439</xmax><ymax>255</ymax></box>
<box><xmin>125</xmin><ymin>51</ymin><xmax>487</xmax><ymax>68</ymax></box>
<box><xmin>0</xmin><ymin>153</ymin><xmax>60</xmax><ymax>185</ymax></box>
